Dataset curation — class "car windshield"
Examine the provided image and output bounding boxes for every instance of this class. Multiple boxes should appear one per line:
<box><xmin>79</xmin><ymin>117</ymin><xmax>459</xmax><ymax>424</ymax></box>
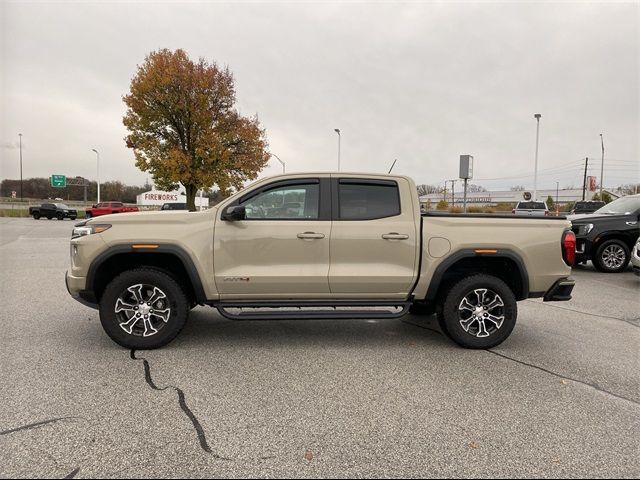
<box><xmin>517</xmin><ymin>202</ymin><xmax>546</xmax><ymax>209</ymax></box>
<box><xmin>55</xmin><ymin>203</ymin><xmax>70</xmax><ymax>209</ymax></box>
<box><xmin>594</xmin><ymin>196</ymin><xmax>640</xmax><ymax>215</ymax></box>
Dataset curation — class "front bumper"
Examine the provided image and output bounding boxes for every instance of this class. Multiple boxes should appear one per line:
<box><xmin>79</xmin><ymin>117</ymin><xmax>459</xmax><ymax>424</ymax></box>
<box><xmin>543</xmin><ymin>277</ymin><xmax>575</xmax><ymax>302</ymax></box>
<box><xmin>65</xmin><ymin>271</ymin><xmax>98</xmax><ymax>309</ymax></box>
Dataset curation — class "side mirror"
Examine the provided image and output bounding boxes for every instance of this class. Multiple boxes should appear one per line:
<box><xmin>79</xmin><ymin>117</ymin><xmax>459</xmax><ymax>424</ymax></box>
<box><xmin>221</xmin><ymin>205</ymin><xmax>246</xmax><ymax>221</ymax></box>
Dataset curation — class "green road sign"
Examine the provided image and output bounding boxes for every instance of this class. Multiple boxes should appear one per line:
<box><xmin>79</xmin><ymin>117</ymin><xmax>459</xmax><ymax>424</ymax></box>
<box><xmin>51</xmin><ymin>175</ymin><xmax>66</xmax><ymax>187</ymax></box>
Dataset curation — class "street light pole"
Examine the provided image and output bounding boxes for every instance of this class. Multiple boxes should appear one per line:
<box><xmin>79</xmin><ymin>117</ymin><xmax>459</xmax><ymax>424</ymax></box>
<box><xmin>271</xmin><ymin>153</ymin><xmax>285</xmax><ymax>173</ymax></box>
<box><xmin>18</xmin><ymin>133</ymin><xmax>23</xmax><ymax>201</ymax></box>
<box><xmin>91</xmin><ymin>149</ymin><xmax>100</xmax><ymax>203</ymax></box>
<box><xmin>533</xmin><ymin>114</ymin><xmax>542</xmax><ymax>201</ymax></box>
<box><xmin>599</xmin><ymin>133</ymin><xmax>604</xmax><ymax>199</ymax></box>
<box><xmin>334</xmin><ymin>129</ymin><xmax>341</xmax><ymax>171</ymax></box>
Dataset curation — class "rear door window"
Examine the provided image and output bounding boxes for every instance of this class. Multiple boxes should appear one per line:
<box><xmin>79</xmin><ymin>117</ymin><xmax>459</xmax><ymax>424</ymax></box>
<box><xmin>338</xmin><ymin>180</ymin><xmax>401</xmax><ymax>220</ymax></box>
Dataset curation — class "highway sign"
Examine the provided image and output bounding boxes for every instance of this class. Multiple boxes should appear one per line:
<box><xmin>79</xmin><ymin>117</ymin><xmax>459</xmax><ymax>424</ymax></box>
<box><xmin>51</xmin><ymin>175</ymin><xmax>66</xmax><ymax>188</ymax></box>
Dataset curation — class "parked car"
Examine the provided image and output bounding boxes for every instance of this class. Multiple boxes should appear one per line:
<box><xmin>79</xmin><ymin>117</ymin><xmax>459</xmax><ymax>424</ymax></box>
<box><xmin>29</xmin><ymin>203</ymin><xmax>77</xmax><ymax>220</ymax></box>
<box><xmin>160</xmin><ymin>203</ymin><xmax>187</xmax><ymax>211</ymax></box>
<box><xmin>570</xmin><ymin>201</ymin><xmax>606</xmax><ymax>215</ymax></box>
<box><xmin>570</xmin><ymin>194</ymin><xmax>640</xmax><ymax>273</ymax></box>
<box><xmin>85</xmin><ymin>202</ymin><xmax>139</xmax><ymax>219</ymax></box>
<box><xmin>67</xmin><ymin>173</ymin><xmax>575</xmax><ymax>350</ymax></box>
<box><xmin>512</xmin><ymin>201</ymin><xmax>549</xmax><ymax>216</ymax></box>
<box><xmin>631</xmin><ymin>238</ymin><xmax>640</xmax><ymax>277</ymax></box>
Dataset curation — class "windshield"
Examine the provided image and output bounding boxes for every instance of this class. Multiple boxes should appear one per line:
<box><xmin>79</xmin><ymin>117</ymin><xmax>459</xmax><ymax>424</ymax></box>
<box><xmin>594</xmin><ymin>196</ymin><xmax>640</xmax><ymax>215</ymax></box>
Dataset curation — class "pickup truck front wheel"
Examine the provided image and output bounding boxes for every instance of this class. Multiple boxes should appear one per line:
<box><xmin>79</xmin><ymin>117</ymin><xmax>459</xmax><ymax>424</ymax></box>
<box><xmin>99</xmin><ymin>268</ymin><xmax>189</xmax><ymax>349</ymax></box>
<box><xmin>441</xmin><ymin>274</ymin><xmax>517</xmax><ymax>349</ymax></box>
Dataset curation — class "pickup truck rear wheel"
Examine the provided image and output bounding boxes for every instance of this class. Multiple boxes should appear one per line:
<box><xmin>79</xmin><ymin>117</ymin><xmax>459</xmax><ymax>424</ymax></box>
<box><xmin>441</xmin><ymin>274</ymin><xmax>517</xmax><ymax>349</ymax></box>
<box><xmin>593</xmin><ymin>240</ymin><xmax>630</xmax><ymax>273</ymax></box>
<box><xmin>99</xmin><ymin>268</ymin><xmax>189</xmax><ymax>349</ymax></box>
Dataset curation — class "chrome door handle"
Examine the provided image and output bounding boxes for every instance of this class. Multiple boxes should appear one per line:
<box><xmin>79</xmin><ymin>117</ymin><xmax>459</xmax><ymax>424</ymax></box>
<box><xmin>297</xmin><ymin>232</ymin><xmax>325</xmax><ymax>239</ymax></box>
<box><xmin>382</xmin><ymin>233</ymin><xmax>409</xmax><ymax>240</ymax></box>
<box><xmin>626</xmin><ymin>221</ymin><xmax>638</xmax><ymax>226</ymax></box>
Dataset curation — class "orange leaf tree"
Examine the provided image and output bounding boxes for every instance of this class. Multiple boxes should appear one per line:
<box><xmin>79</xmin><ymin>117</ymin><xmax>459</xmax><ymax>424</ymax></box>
<box><xmin>123</xmin><ymin>49</ymin><xmax>269</xmax><ymax>211</ymax></box>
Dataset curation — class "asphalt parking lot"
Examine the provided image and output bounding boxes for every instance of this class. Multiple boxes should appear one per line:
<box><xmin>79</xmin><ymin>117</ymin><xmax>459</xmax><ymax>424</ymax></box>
<box><xmin>1</xmin><ymin>217</ymin><xmax>638</xmax><ymax>479</ymax></box>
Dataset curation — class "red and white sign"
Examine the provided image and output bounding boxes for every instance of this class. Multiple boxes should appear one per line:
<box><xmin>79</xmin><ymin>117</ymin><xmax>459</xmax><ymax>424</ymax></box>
<box><xmin>136</xmin><ymin>189</ymin><xmax>208</xmax><ymax>208</ymax></box>
<box><xmin>587</xmin><ymin>176</ymin><xmax>597</xmax><ymax>192</ymax></box>
<box><xmin>11</xmin><ymin>191</ymin><xmax>17</xmax><ymax>198</ymax></box>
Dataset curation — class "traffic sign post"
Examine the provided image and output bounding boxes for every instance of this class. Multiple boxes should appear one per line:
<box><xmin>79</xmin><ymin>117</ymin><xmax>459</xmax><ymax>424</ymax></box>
<box><xmin>51</xmin><ymin>175</ymin><xmax>66</xmax><ymax>188</ymax></box>
<box><xmin>459</xmin><ymin>155</ymin><xmax>474</xmax><ymax>213</ymax></box>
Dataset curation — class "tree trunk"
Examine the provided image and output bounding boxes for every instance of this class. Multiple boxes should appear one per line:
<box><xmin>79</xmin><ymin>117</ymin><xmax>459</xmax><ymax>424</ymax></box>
<box><xmin>185</xmin><ymin>184</ymin><xmax>197</xmax><ymax>211</ymax></box>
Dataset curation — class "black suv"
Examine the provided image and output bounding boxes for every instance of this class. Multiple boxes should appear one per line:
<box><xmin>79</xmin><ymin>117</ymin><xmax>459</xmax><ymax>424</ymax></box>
<box><xmin>570</xmin><ymin>201</ymin><xmax>606</xmax><ymax>215</ymax></box>
<box><xmin>570</xmin><ymin>195</ymin><xmax>640</xmax><ymax>273</ymax></box>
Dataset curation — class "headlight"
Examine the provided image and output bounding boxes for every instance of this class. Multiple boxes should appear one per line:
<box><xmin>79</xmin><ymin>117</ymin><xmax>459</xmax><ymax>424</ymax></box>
<box><xmin>576</xmin><ymin>223</ymin><xmax>594</xmax><ymax>236</ymax></box>
<box><xmin>72</xmin><ymin>224</ymin><xmax>111</xmax><ymax>239</ymax></box>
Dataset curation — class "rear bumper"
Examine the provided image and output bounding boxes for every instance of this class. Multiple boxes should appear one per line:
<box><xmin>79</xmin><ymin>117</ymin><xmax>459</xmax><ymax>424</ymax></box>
<box><xmin>543</xmin><ymin>277</ymin><xmax>575</xmax><ymax>302</ymax></box>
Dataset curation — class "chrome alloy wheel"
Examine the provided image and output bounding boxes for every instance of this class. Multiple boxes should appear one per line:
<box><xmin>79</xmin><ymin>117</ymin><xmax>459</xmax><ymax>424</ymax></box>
<box><xmin>458</xmin><ymin>288</ymin><xmax>505</xmax><ymax>338</ymax></box>
<box><xmin>114</xmin><ymin>284</ymin><xmax>171</xmax><ymax>337</ymax></box>
<box><xmin>601</xmin><ymin>244</ymin><xmax>626</xmax><ymax>270</ymax></box>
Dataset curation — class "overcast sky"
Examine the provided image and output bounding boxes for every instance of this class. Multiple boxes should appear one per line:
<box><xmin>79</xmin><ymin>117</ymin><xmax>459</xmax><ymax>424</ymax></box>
<box><xmin>1</xmin><ymin>0</ymin><xmax>638</xmax><ymax>192</ymax></box>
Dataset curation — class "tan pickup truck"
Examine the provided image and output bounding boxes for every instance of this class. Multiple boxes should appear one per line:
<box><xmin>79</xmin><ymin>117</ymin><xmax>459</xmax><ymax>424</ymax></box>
<box><xmin>66</xmin><ymin>173</ymin><xmax>576</xmax><ymax>350</ymax></box>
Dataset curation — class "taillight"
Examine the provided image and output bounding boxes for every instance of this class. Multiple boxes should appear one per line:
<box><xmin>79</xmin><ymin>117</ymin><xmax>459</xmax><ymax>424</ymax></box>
<box><xmin>562</xmin><ymin>230</ymin><xmax>576</xmax><ymax>266</ymax></box>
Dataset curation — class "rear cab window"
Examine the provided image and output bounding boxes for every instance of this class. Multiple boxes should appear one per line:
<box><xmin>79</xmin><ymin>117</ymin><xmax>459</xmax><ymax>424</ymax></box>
<box><xmin>337</xmin><ymin>179</ymin><xmax>401</xmax><ymax>220</ymax></box>
<box><xmin>517</xmin><ymin>202</ymin><xmax>546</xmax><ymax>210</ymax></box>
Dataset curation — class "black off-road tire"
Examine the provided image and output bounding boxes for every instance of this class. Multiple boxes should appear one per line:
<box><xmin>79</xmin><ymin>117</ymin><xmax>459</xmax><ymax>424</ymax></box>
<box><xmin>33</xmin><ymin>213</ymin><xmax>41</xmax><ymax>220</ymax></box>
<box><xmin>593</xmin><ymin>239</ymin><xmax>630</xmax><ymax>273</ymax></box>
<box><xmin>440</xmin><ymin>274</ymin><xmax>517</xmax><ymax>349</ymax></box>
<box><xmin>99</xmin><ymin>268</ymin><xmax>189</xmax><ymax>349</ymax></box>
<box><xmin>85</xmin><ymin>212</ymin><xmax>92</xmax><ymax>219</ymax></box>
<box><xmin>57</xmin><ymin>213</ymin><xmax>64</xmax><ymax>220</ymax></box>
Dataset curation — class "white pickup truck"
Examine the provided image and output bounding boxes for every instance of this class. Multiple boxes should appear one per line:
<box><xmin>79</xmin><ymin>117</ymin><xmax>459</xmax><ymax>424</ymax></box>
<box><xmin>66</xmin><ymin>173</ymin><xmax>576</xmax><ymax>350</ymax></box>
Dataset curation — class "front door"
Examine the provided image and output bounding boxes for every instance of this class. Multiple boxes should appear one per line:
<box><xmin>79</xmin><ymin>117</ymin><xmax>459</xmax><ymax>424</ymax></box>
<box><xmin>214</xmin><ymin>178</ymin><xmax>332</xmax><ymax>299</ymax></box>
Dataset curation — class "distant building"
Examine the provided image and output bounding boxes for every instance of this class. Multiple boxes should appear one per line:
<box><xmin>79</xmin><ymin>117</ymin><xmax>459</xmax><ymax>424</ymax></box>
<box><xmin>136</xmin><ymin>189</ymin><xmax>209</xmax><ymax>208</ymax></box>
<box><xmin>420</xmin><ymin>188</ymin><xmax>619</xmax><ymax>210</ymax></box>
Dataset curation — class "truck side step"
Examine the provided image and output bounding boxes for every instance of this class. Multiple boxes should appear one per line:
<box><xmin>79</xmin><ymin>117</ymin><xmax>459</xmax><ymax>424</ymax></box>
<box><xmin>214</xmin><ymin>300</ymin><xmax>412</xmax><ymax>321</ymax></box>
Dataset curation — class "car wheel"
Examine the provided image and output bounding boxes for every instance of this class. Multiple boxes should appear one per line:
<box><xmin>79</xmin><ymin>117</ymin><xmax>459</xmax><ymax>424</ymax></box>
<box><xmin>99</xmin><ymin>268</ymin><xmax>189</xmax><ymax>349</ymax></box>
<box><xmin>440</xmin><ymin>274</ymin><xmax>517</xmax><ymax>349</ymax></box>
<box><xmin>593</xmin><ymin>239</ymin><xmax>630</xmax><ymax>273</ymax></box>
<box><xmin>70</xmin><ymin>216</ymin><xmax>77</xmax><ymax>220</ymax></box>
<box><xmin>85</xmin><ymin>212</ymin><xmax>92</xmax><ymax>219</ymax></box>
<box><xmin>33</xmin><ymin>213</ymin><xmax>40</xmax><ymax>220</ymax></box>
<box><xmin>57</xmin><ymin>213</ymin><xmax>64</xmax><ymax>220</ymax></box>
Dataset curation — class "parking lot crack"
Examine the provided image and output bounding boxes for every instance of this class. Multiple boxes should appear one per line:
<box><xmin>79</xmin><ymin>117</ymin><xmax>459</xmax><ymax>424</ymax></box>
<box><xmin>486</xmin><ymin>349</ymin><xmax>640</xmax><ymax>407</ymax></box>
<box><xmin>0</xmin><ymin>417</ymin><xmax>80</xmax><ymax>436</ymax></box>
<box><xmin>130</xmin><ymin>349</ymin><xmax>230</xmax><ymax>459</ymax></box>
<box><xmin>63</xmin><ymin>467</ymin><xmax>80</xmax><ymax>479</ymax></box>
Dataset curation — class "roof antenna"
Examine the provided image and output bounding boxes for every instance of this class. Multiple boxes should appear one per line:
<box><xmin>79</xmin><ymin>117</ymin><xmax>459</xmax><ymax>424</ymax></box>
<box><xmin>388</xmin><ymin>159</ymin><xmax>397</xmax><ymax>174</ymax></box>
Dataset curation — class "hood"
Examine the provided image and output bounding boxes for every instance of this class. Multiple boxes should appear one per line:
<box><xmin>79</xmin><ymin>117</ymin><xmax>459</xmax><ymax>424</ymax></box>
<box><xmin>568</xmin><ymin>212</ymin><xmax>632</xmax><ymax>224</ymax></box>
<box><xmin>86</xmin><ymin>207</ymin><xmax>219</xmax><ymax>224</ymax></box>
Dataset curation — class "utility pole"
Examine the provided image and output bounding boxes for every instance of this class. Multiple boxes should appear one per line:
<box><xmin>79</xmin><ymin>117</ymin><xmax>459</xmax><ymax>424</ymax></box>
<box><xmin>582</xmin><ymin>157</ymin><xmax>589</xmax><ymax>201</ymax></box>
<box><xmin>91</xmin><ymin>149</ymin><xmax>100</xmax><ymax>203</ymax></box>
<box><xmin>443</xmin><ymin>181</ymin><xmax>447</xmax><ymax>202</ymax></box>
<box><xmin>533</xmin><ymin>114</ymin><xmax>542</xmax><ymax>200</ymax></box>
<box><xmin>556</xmin><ymin>181</ymin><xmax>559</xmax><ymax>205</ymax></box>
<box><xmin>334</xmin><ymin>129</ymin><xmax>341</xmax><ymax>171</ymax></box>
<box><xmin>599</xmin><ymin>134</ymin><xmax>604</xmax><ymax>198</ymax></box>
<box><xmin>450</xmin><ymin>179</ymin><xmax>457</xmax><ymax>206</ymax></box>
<box><xmin>18</xmin><ymin>133</ymin><xmax>23</xmax><ymax>201</ymax></box>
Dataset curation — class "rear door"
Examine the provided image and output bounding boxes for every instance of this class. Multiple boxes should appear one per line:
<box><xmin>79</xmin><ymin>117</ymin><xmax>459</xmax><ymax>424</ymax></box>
<box><xmin>213</xmin><ymin>177</ymin><xmax>332</xmax><ymax>298</ymax></box>
<box><xmin>328</xmin><ymin>177</ymin><xmax>419</xmax><ymax>297</ymax></box>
